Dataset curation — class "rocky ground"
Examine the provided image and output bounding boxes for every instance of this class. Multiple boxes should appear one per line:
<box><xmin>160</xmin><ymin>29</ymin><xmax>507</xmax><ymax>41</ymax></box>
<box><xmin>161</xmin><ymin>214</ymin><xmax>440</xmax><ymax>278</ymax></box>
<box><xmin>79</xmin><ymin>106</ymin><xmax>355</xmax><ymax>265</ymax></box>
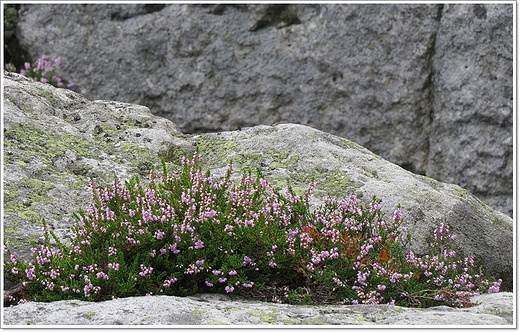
<box><xmin>2</xmin><ymin>292</ymin><xmax>514</xmax><ymax>326</ymax></box>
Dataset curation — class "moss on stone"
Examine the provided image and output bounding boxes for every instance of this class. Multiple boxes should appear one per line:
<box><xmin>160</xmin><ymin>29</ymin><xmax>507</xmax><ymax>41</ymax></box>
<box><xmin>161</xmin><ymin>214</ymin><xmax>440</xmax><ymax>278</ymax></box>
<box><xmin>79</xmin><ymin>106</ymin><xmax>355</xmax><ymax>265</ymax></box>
<box><xmin>204</xmin><ymin>321</ymin><xmax>227</xmax><ymax>325</ymax></box>
<box><xmin>191</xmin><ymin>309</ymin><xmax>207</xmax><ymax>315</ymax></box>
<box><xmin>480</xmin><ymin>309</ymin><xmax>498</xmax><ymax>316</ymax></box>
<box><xmin>38</xmin><ymin>88</ymin><xmax>56</xmax><ymax>106</ymax></box>
<box><xmin>416</xmin><ymin>174</ymin><xmax>442</xmax><ymax>191</ymax></box>
<box><xmin>16</xmin><ymin>209</ymin><xmax>41</xmax><ymax>223</ymax></box>
<box><xmin>157</xmin><ymin>146</ymin><xmax>189</xmax><ymax>166</ymax></box>
<box><xmin>451</xmin><ymin>186</ymin><xmax>495</xmax><ymax>213</ymax></box>
<box><xmin>300</xmin><ymin>316</ymin><xmax>332</xmax><ymax>325</ymax></box>
<box><xmin>338</xmin><ymin>136</ymin><xmax>367</xmax><ymax>151</ymax></box>
<box><xmin>267</xmin><ymin>150</ymin><xmax>299</xmax><ymax>169</ymax></box>
<box><xmin>292</xmin><ymin>166</ymin><xmax>364</xmax><ymax>198</ymax></box>
<box><xmin>4</xmin><ymin>122</ymin><xmax>97</xmax><ymax>164</ymax></box>
<box><xmin>247</xmin><ymin>309</ymin><xmax>278</xmax><ymax>323</ymax></box>
<box><xmin>194</xmin><ymin>136</ymin><xmax>238</xmax><ymax>168</ymax></box>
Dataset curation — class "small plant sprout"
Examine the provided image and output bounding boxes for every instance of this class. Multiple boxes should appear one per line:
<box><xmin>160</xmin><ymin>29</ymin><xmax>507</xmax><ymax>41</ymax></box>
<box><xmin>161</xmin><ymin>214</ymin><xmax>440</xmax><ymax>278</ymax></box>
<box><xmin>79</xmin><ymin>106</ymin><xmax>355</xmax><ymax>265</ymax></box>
<box><xmin>4</xmin><ymin>152</ymin><xmax>500</xmax><ymax>307</ymax></box>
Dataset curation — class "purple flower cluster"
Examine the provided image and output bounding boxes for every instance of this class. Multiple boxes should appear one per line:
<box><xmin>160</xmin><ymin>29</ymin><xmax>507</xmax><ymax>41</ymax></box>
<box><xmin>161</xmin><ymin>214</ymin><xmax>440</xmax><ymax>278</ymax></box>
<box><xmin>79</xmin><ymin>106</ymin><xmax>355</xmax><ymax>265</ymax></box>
<box><xmin>7</xmin><ymin>54</ymin><xmax>76</xmax><ymax>89</ymax></box>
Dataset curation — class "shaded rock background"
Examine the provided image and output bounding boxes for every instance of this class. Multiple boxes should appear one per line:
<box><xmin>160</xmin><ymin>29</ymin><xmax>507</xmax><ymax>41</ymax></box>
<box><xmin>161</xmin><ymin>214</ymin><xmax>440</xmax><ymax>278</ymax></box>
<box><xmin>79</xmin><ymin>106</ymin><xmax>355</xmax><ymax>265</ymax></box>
<box><xmin>13</xmin><ymin>3</ymin><xmax>513</xmax><ymax>217</ymax></box>
<box><xmin>2</xmin><ymin>292</ymin><xmax>514</xmax><ymax>326</ymax></box>
<box><xmin>3</xmin><ymin>72</ymin><xmax>513</xmax><ymax>293</ymax></box>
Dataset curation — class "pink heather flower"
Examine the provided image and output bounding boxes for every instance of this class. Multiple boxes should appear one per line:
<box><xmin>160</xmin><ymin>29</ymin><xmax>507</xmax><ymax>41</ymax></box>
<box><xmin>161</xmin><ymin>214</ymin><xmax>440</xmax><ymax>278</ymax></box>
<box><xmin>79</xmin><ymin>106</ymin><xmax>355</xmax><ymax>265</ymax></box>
<box><xmin>488</xmin><ymin>280</ymin><xmax>501</xmax><ymax>293</ymax></box>
<box><xmin>194</xmin><ymin>239</ymin><xmax>204</xmax><ymax>249</ymax></box>
<box><xmin>205</xmin><ymin>281</ymin><xmax>214</xmax><ymax>287</ymax></box>
<box><xmin>67</xmin><ymin>82</ymin><xmax>77</xmax><ymax>89</ymax></box>
<box><xmin>196</xmin><ymin>259</ymin><xmax>205</xmax><ymax>266</ymax></box>
<box><xmin>228</xmin><ymin>270</ymin><xmax>237</xmax><ymax>276</ymax></box>
<box><xmin>390</xmin><ymin>272</ymin><xmax>402</xmax><ymax>283</ymax></box>
<box><xmin>163</xmin><ymin>278</ymin><xmax>178</xmax><ymax>288</ymax></box>
<box><xmin>243</xmin><ymin>256</ymin><xmax>253</xmax><ymax>266</ymax></box>
<box><xmin>204</xmin><ymin>209</ymin><xmax>217</xmax><ymax>218</ymax></box>
<box><xmin>377</xmin><ymin>285</ymin><xmax>386</xmax><ymax>291</ymax></box>
<box><xmin>50</xmin><ymin>269</ymin><xmax>60</xmax><ymax>279</ymax></box>
<box><xmin>269</xmin><ymin>261</ymin><xmax>277</xmax><ymax>268</ymax></box>
<box><xmin>393</xmin><ymin>209</ymin><xmax>402</xmax><ymax>221</ymax></box>
<box><xmin>40</xmin><ymin>77</ymin><xmax>48</xmax><ymax>83</ymax></box>
<box><xmin>26</xmin><ymin>267</ymin><xmax>36</xmax><ymax>280</ymax></box>
<box><xmin>225</xmin><ymin>286</ymin><xmax>235</xmax><ymax>293</ymax></box>
<box><xmin>108</xmin><ymin>263</ymin><xmax>120</xmax><ymax>271</ymax></box>
<box><xmin>24</xmin><ymin>62</ymin><xmax>31</xmax><ymax>69</ymax></box>
<box><xmin>155</xmin><ymin>230</ymin><xmax>165</xmax><ymax>240</ymax></box>
<box><xmin>181</xmin><ymin>191</ymin><xmax>191</xmax><ymax>204</ymax></box>
<box><xmin>54</xmin><ymin>57</ymin><xmax>61</xmax><ymax>67</ymax></box>
<box><xmin>169</xmin><ymin>244</ymin><xmax>180</xmax><ymax>254</ymax></box>
<box><xmin>139</xmin><ymin>264</ymin><xmax>153</xmax><ymax>277</ymax></box>
<box><xmin>224</xmin><ymin>224</ymin><xmax>233</xmax><ymax>232</ymax></box>
<box><xmin>108</xmin><ymin>247</ymin><xmax>117</xmax><ymax>256</ymax></box>
<box><xmin>96</xmin><ymin>272</ymin><xmax>109</xmax><ymax>280</ymax></box>
<box><xmin>218</xmin><ymin>277</ymin><xmax>227</xmax><ymax>283</ymax></box>
<box><xmin>11</xmin><ymin>267</ymin><xmax>18</xmax><ymax>274</ymax></box>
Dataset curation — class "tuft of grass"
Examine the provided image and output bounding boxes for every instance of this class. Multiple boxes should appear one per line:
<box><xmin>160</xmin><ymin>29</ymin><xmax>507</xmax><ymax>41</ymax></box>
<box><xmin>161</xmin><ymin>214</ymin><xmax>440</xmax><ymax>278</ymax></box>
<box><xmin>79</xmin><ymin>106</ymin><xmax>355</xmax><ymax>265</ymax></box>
<box><xmin>4</xmin><ymin>152</ymin><xmax>501</xmax><ymax>308</ymax></box>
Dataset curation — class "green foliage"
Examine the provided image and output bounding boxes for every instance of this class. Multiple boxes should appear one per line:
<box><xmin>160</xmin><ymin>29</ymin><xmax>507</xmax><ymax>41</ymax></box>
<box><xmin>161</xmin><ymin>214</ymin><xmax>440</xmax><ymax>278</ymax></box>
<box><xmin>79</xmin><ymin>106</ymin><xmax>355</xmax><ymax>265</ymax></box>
<box><xmin>4</xmin><ymin>153</ymin><xmax>501</xmax><ymax>308</ymax></box>
<box><xmin>3</xmin><ymin>4</ymin><xmax>31</xmax><ymax>69</ymax></box>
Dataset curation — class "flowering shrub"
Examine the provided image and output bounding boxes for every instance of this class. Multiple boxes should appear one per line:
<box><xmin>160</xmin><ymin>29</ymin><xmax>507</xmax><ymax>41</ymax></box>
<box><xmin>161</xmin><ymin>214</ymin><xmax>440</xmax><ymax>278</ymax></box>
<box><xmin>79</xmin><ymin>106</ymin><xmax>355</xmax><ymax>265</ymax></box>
<box><xmin>5</xmin><ymin>54</ymin><xmax>76</xmax><ymax>89</ymax></box>
<box><xmin>4</xmin><ymin>152</ymin><xmax>501</xmax><ymax>307</ymax></box>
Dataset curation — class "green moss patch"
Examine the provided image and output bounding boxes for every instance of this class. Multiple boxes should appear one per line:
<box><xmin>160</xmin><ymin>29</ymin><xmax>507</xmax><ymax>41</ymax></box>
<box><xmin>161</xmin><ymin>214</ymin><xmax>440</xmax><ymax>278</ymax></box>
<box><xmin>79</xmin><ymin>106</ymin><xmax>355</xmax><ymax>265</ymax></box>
<box><xmin>248</xmin><ymin>309</ymin><xmax>278</xmax><ymax>323</ymax></box>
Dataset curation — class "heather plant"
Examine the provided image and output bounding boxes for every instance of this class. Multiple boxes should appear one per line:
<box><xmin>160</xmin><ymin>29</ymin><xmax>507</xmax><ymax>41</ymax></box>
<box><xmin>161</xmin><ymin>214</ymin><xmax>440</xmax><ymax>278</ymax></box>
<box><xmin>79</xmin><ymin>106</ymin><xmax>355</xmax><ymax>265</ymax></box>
<box><xmin>6</xmin><ymin>54</ymin><xmax>76</xmax><ymax>89</ymax></box>
<box><xmin>4</xmin><ymin>152</ymin><xmax>501</xmax><ymax>308</ymax></box>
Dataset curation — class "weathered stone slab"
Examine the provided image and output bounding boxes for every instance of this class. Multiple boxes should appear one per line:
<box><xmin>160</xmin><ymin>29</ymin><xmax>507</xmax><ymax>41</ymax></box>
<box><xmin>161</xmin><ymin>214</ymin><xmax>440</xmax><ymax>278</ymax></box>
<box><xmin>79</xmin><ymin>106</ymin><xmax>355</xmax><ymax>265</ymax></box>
<box><xmin>2</xmin><ymin>292</ymin><xmax>514</xmax><ymax>326</ymax></box>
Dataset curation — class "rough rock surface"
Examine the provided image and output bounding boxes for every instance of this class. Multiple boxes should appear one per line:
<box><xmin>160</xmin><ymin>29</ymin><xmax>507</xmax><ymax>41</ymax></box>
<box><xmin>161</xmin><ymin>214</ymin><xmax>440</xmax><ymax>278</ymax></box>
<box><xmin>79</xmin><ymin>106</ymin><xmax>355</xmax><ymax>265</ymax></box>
<box><xmin>15</xmin><ymin>4</ymin><xmax>513</xmax><ymax>217</ymax></box>
<box><xmin>428</xmin><ymin>4</ymin><xmax>513</xmax><ymax>218</ymax></box>
<box><xmin>3</xmin><ymin>71</ymin><xmax>513</xmax><ymax>294</ymax></box>
<box><xmin>2</xmin><ymin>292</ymin><xmax>514</xmax><ymax>326</ymax></box>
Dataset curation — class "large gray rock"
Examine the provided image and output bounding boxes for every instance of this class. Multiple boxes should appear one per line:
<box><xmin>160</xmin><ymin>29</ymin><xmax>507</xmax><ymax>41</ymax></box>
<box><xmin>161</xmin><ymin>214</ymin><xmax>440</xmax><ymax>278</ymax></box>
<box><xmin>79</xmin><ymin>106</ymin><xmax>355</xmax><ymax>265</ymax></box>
<box><xmin>3</xmin><ymin>72</ymin><xmax>513</xmax><ymax>294</ymax></box>
<box><xmin>428</xmin><ymin>4</ymin><xmax>513</xmax><ymax>217</ymax></box>
<box><xmin>2</xmin><ymin>292</ymin><xmax>514</xmax><ymax>326</ymax></box>
<box><xmin>14</xmin><ymin>4</ymin><xmax>513</xmax><ymax>217</ymax></box>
